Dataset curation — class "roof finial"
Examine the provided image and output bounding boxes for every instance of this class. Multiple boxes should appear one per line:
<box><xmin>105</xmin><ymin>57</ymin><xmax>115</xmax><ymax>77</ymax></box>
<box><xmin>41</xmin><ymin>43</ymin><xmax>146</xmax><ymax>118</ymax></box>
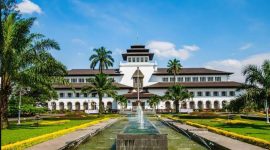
<box><xmin>136</xmin><ymin>32</ymin><xmax>139</xmax><ymax>44</ymax></box>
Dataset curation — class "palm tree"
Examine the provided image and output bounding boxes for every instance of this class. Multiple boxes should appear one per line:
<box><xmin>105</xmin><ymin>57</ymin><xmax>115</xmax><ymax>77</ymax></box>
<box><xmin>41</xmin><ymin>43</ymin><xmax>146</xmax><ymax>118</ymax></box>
<box><xmin>82</xmin><ymin>74</ymin><xmax>117</xmax><ymax>115</ymax></box>
<box><xmin>149</xmin><ymin>95</ymin><xmax>162</xmax><ymax>112</ymax></box>
<box><xmin>89</xmin><ymin>47</ymin><xmax>114</xmax><ymax>73</ymax></box>
<box><xmin>164</xmin><ymin>85</ymin><xmax>192</xmax><ymax>113</ymax></box>
<box><xmin>114</xmin><ymin>95</ymin><xmax>128</xmax><ymax>111</ymax></box>
<box><xmin>243</xmin><ymin>60</ymin><xmax>270</xmax><ymax>123</ymax></box>
<box><xmin>167</xmin><ymin>59</ymin><xmax>182</xmax><ymax>84</ymax></box>
<box><xmin>0</xmin><ymin>13</ymin><xmax>67</xmax><ymax>128</ymax></box>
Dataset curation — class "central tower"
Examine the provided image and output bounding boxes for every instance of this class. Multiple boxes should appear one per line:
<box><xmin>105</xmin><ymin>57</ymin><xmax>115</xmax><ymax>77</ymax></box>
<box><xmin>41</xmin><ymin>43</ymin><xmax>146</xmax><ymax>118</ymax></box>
<box><xmin>119</xmin><ymin>45</ymin><xmax>157</xmax><ymax>87</ymax></box>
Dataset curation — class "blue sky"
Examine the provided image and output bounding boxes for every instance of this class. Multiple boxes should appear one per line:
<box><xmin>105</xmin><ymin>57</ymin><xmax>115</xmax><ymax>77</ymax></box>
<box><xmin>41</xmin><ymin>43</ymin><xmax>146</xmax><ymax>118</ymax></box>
<box><xmin>17</xmin><ymin>0</ymin><xmax>270</xmax><ymax>81</ymax></box>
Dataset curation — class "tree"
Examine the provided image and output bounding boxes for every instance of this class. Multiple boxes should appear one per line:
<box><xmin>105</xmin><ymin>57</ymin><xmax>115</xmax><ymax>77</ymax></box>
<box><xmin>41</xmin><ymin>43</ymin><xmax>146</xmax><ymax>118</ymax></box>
<box><xmin>89</xmin><ymin>47</ymin><xmax>114</xmax><ymax>73</ymax></box>
<box><xmin>164</xmin><ymin>85</ymin><xmax>192</xmax><ymax>113</ymax></box>
<box><xmin>114</xmin><ymin>95</ymin><xmax>127</xmax><ymax>111</ymax></box>
<box><xmin>149</xmin><ymin>95</ymin><xmax>162</xmax><ymax>112</ymax></box>
<box><xmin>242</xmin><ymin>60</ymin><xmax>270</xmax><ymax>123</ymax></box>
<box><xmin>82</xmin><ymin>74</ymin><xmax>117</xmax><ymax>115</ymax></box>
<box><xmin>167</xmin><ymin>58</ymin><xmax>182</xmax><ymax>84</ymax></box>
<box><xmin>0</xmin><ymin>13</ymin><xmax>67</xmax><ymax>128</ymax></box>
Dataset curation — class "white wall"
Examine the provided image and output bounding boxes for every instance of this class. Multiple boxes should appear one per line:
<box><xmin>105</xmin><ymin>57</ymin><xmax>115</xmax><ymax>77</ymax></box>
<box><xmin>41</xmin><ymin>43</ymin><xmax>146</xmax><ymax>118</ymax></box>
<box><xmin>119</xmin><ymin>61</ymin><xmax>158</xmax><ymax>87</ymax></box>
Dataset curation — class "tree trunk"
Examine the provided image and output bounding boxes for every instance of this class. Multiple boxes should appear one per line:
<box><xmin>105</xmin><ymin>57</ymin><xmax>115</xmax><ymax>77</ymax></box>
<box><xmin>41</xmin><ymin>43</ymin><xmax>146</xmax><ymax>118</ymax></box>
<box><xmin>173</xmin><ymin>72</ymin><xmax>176</xmax><ymax>85</ymax></box>
<box><xmin>0</xmin><ymin>91</ymin><xmax>10</xmax><ymax>128</ymax></box>
<box><xmin>175</xmin><ymin>100</ymin><xmax>179</xmax><ymax>113</ymax></box>
<box><xmin>0</xmin><ymin>75</ymin><xmax>11</xmax><ymax>129</ymax></box>
<box><xmin>265</xmin><ymin>99</ymin><xmax>269</xmax><ymax>123</ymax></box>
<box><xmin>98</xmin><ymin>93</ymin><xmax>103</xmax><ymax>115</ymax></box>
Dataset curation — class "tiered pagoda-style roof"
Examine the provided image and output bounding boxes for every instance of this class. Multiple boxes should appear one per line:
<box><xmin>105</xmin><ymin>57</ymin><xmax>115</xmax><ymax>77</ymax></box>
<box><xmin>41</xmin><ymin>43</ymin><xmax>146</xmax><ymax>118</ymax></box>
<box><xmin>122</xmin><ymin>45</ymin><xmax>154</xmax><ymax>61</ymax></box>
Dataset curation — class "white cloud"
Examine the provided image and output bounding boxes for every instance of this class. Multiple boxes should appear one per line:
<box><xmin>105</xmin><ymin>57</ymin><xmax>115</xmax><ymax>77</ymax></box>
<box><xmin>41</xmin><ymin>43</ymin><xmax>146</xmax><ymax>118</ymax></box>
<box><xmin>71</xmin><ymin>38</ymin><xmax>87</xmax><ymax>47</ymax></box>
<box><xmin>239</xmin><ymin>43</ymin><xmax>253</xmax><ymax>50</ymax></box>
<box><xmin>16</xmin><ymin>0</ymin><xmax>42</xmax><ymax>14</ymax></box>
<box><xmin>205</xmin><ymin>52</ymin><xmax>270</xmax><ymax>82</ymax></box>
<box><xmin>146</xmin><ymin>41</ymin><xmax>200</xmax><ymax>60</ymax></box>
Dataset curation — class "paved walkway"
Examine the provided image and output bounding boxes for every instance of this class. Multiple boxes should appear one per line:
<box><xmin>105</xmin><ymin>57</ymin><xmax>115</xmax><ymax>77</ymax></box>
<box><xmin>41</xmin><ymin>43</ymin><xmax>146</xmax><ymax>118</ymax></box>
<box><xmin>27</xmin><ymin>118</ymin><xmax>118</xmax><ymax>150</ymax></box>
<box><xmin>162</xmin><ymin>118</ymin><xmax>266</xmax><ymax>150</ymax></box>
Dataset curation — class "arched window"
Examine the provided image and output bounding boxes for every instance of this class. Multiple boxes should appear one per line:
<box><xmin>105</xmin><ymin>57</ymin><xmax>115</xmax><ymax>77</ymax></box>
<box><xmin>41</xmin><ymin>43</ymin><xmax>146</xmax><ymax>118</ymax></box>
<box><xmin>51</xmin><ymin>102</ymin><xmax>56</xmax><ymax>110</ymax></box>
<box><xmin>59</xmin><ymin>102</ymin><xmax>64</xmax><ymax>111</ymax></box>
<box><xmin>189</xmin><ymin>101</ymin><xmax>195</xmax><ymax>109</ymax></box>
<box><xmin>107</xmin><ymin>102</ymin><xmax>112</xmax><ymax>109</ymax></box>
<box><xmin>214</xmin><ymin>101</ymin><xmax>219</xmax><ymax>109</ymax></box>
<box><xmin>67</xmin><ymin>102</ymin><xmax>72</xmax><ymax>111</ymax></box>
<box><xmin>206</xmin><ymin>101</ymin><xmax>211</xmax><ymax>109</ymax></box>
<box><xmin>165</xmin><ymin>101</ymin><xmax>171</xmax><ymax>109</ymax></box>
<box><xmin>75</xmin><ymin>102</ymin><xmax>80</xmax><ymax>110</ymax></box>
<box><xmin>198</xmin><ymin>101</ymin><xmax>203</xmax><ymax>109</ymax></box>
<box><xmin>83</xmin><ymin>102</ymin><xmax>88</xmax><ymax>110</ymax></box>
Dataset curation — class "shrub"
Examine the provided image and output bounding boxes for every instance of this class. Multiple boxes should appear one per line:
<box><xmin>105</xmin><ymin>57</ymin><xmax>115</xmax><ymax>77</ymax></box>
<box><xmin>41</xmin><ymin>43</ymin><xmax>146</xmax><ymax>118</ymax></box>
<box><xmin>167</xmin><ymin>116</ymin><xmax>270</xmax><ymax>149</ymax></box>
<box><xmin>2</xmin><ymin>117</ymin><xmax>113</xmax><ymax>150</ymax></box>
<box><xmin>38</xmin><ymin>120</ymin><xmax>70</xmax><ymax>126</ymax></box>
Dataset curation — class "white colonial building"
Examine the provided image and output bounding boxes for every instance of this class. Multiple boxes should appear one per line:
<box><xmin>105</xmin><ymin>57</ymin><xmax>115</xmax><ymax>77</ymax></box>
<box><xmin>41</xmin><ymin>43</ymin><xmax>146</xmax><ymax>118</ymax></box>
<box><xmin>48</xmin><ymin>45</ymin><xmax>242</xmax><ymax>112</ymax></box>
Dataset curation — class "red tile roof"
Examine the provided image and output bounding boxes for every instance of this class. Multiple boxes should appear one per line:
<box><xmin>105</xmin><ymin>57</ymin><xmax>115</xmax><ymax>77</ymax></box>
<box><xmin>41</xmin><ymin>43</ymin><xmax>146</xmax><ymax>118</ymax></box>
<box><xmin>146</xmin><ymin>81</ymin><xmax>242</xmax><ymax>89</ymax></box>
<box><xmin>67</xmin><ymin>69</ymin><xmax>122</xmax><ymax>76</ymax></box>
<box><xmin>123</xmin><ymin>92</ymin><xmax>156</xmax><ymax>99</ymax></box>
<box><xmin>153</xmin><ymin>68</ymin><xmax>232</xmax><ymax>75</ymax></box>
<box><xmin>53</xmin><ymin>82</ymin><xmax>131</xmax><ymax>89</ymax></box>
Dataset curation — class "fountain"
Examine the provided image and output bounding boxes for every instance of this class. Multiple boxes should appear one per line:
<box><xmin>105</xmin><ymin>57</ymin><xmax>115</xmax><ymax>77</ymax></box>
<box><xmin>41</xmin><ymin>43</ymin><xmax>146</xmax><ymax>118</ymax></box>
<box><xmin>137</xmin><ymin>102</ymin><xmax>144</xmax><ymax>129</ymax></box>
<box><xmin>116</xmin><ymin>67</ymin><xmax>167</xmax><ymax>150</ymax></box>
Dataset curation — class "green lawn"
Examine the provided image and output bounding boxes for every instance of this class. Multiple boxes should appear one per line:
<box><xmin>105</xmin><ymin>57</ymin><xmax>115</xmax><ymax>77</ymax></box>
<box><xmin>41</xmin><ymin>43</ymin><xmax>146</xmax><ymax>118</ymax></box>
<box><xmin>166</xmin><ymin>114</ymin><xmax>270</xmax><ymax>141</ymax></box>
<box><xmin>2</xmin><ymin>114</ymin><xmax>117</xmax><ymax>146</ymax></box>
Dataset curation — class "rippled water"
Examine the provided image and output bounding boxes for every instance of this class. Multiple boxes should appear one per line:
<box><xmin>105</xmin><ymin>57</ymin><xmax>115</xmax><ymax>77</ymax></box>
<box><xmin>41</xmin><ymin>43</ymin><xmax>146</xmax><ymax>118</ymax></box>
<box><xmin>77</xmin><ymin>118</ymin><xmax>206</xmax><ymax>150</ymax></box>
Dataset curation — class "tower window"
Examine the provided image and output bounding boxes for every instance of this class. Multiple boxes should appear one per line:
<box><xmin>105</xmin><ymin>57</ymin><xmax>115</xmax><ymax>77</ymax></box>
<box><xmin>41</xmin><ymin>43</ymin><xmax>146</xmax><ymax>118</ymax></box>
<box><xmin>145</xmin><ymin>57</ymin><xmax>148</xmax><ymax>62</ymax></box>
<box><xmin>185</xmin><ymin>77</ymin><xmax>191</xmax><ymax>82</ymax></box>
<box><xmin>200</xmin><ymin>77</ymin><xmax>206</xmax><ymax>82</ymax></box>
<box><xmin>128</xmin><ymin>57</ymin><xmax>131</xmax><ymax>62</ymax></box>
<box><xmin>208</xmin><ymin>77</ymin><xmax>214</xmax><ymax>82</ymax></box>
<box><xmin>132</xmin><ymin>57</ymin><xmax>135</xmax><ymax>62</ymax></box>
<box><xmin>192</xmin><ymin>77</ymin><xmax>198</xmax><ymax>82</ymax></box>
<box><xmin>71</xmin><ymin>78</ymin><xmax>77</xmax><ymax>83</ymax></box>
<box><xmin>215</xmin><ymin>77</ymin><xmax>221</xmax><ymax>82</ymax></box>
<box><xmin>177</xmin><ymin>77</ymin><xmax>183</xmax><ymax>82</ymax></box>
<box><xmin>136</xmin><ymin>57</ymin><xmax>139</xmax><ymax>62</ymax></box>
<box><xmin>162</xmin><ymin>77</ymin><xmax>168</xmax><ymax>82</ymax></box>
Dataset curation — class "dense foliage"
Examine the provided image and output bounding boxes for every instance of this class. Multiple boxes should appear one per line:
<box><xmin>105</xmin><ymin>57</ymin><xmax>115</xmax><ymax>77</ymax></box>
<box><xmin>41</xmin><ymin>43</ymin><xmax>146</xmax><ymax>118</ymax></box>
<box><xmin>89</xmin><ymin>47</ymin><xmax>114</xmax><ymax>73</ymax></box>
<box><xmin>167</xmin><ymin>58</ymin><xmax>182</xmax><ymax>84</ymax></box>
<box><xmin>82</xmin><ymin>74</ymin><xmax>117</xmax><ymax>115</ymax></box>
<box><xmin>164</xmin><ymin>85</ymin><xmax>192</xmax><ymax>113</ymax></box>
<box><xmin>0</xmin><ymin>4</ymin><xmax>67</xmax><ymax>128</ymax></box>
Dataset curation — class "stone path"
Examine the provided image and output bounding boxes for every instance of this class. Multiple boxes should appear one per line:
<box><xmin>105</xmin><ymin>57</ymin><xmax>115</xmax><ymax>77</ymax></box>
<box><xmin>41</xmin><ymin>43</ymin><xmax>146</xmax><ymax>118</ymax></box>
<box><xmin>162</xmin><ymin>118</ymin><xmax>266</xmax><ymax>150</ymax></box>
<box><xmin>27</xmin><ymin>118</ymin><xmax>118</xmax><ymax>150</ymax></box>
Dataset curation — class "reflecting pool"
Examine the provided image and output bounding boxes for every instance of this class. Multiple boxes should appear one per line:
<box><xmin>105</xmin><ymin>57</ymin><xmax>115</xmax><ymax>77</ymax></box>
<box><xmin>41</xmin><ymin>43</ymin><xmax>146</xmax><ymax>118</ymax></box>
<box><xmin>77</xmin><ymin>118</ymin><xmax>206</xmax><ymax>150</ymax></box>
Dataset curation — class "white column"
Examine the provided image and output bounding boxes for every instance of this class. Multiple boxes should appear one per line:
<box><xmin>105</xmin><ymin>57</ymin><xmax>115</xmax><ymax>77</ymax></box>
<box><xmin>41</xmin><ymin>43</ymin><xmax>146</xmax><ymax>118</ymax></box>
<box><xmin>194</xmin><ymin>101</ymin><xmax>198</xmax><ymax>109</ymax></box>
<box><xmin>186</xmin><ymin>101</ymin><xmax>190</xmax><ymax>109</ymax></box>
<box><xmin>56</xmin><ymin>102</ymin><xmax>60</xmax><ymax>110</ymax></box>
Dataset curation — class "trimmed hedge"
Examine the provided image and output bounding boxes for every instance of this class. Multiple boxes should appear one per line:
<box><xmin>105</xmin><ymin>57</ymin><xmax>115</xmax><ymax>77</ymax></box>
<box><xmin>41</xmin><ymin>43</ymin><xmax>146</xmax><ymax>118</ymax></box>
<box><xmin>1</xmin><ymin>117</ymin><xmax>112</xmax><ymax>150</ymax></box>
<box><xmin>240</xmin><ymin>115</ymin><xmax>266</xmax><ymax>121</ymax></box>
<box><xmin>167</xmin><ymin>116</ymin><xmax>270</xmax><ymax>149</ymax></box>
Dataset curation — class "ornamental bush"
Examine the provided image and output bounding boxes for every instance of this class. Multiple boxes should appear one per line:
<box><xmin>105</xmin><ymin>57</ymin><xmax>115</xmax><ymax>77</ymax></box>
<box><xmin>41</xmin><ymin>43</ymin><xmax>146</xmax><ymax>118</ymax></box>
<box><xmin>1</xmin><ymin>117</ymin><xmax>110</xmax><ymax>150</ymax></box>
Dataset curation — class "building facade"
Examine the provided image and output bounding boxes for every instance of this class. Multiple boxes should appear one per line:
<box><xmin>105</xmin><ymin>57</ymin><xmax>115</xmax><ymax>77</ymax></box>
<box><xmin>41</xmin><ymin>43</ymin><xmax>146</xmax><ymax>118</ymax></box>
<box><xmin>48</xmin><ymin>45</ymin><xmax>243</xmax><ymax>112</ymax></box>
